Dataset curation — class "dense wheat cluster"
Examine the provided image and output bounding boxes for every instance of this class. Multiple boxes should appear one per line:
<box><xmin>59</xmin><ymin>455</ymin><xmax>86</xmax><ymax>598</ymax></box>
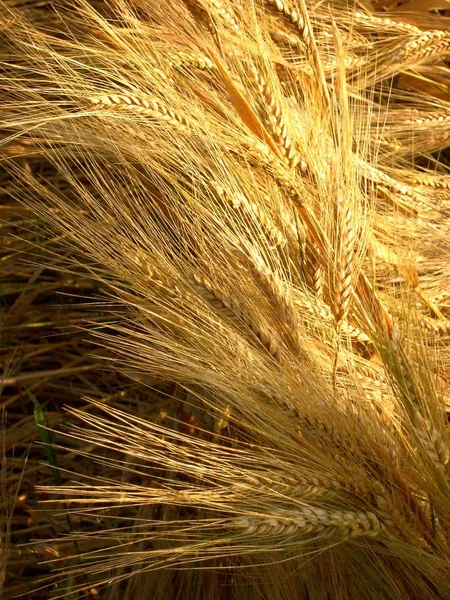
<box><xmin>1</xmin><ymin>0</ymin><xmax>450</xmax><ymax>598</ymax></box>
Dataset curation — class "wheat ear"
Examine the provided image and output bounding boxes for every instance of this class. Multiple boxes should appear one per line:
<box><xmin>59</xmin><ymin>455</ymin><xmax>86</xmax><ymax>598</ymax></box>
<box><xmin>231</xmin><ymin>506</ymin><xmax>385</xmax><ymax>539</ymax></box>
<box><xmin>401</xmin><ymin>31</ymin><xmax>450</xmax><ymax>63</ymax></box>
<box><xmin>303</xmin><ymin>241</ymin><xmax>324</xmax><ymax>299</ymax></box>
<box><xmin>206</xmin><ymin>0</ymin><xmax>240</xmax><ymax>32</ymax></box>
<box><xmin>89</xmin><ymin>94</ymin><xmax>191</xmax><ymax>129</ymax></box>
<box><xmin>250</xmin><ymin>63</ymin><xmax>299</xmax><ymax>169</ymax></box>
<box><xmin>264</xmin><ymin>0</ymin><xmax>330</xmax><ymax>104</ymax></box>
<box><xmin>264</xmin><ymin>0</ymin><xmax>309</xmax><ymax>42</ymax></box>
<box><xmin>211</xmin><ymin>182</ymin><xmax>288</xmax><ymax>250</ymax></box>
<box><xmin>169</xmin><ymin>51</ymin><xmax>215</xmax><ymax>71</ymax></box>
<box><xmin>332</xmin><ymin>195</ymin><xmax>357</xmax><ymax>331</ymax></box>
<box><xmin>353</xmin><ymin>10</ymin><xmax>422</xmax><ymax>35</ymax></box>
<box><xmin>190</xmin><ymin>271</ymin><xmax>283</xmax><ymax>363</ymax></box>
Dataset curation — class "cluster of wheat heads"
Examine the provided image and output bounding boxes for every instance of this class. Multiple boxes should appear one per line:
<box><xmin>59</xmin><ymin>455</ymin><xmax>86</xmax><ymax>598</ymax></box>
<box><xmin>1</xmin><ymin>0</ymin><xmax>450</xmax><ymax>598</ymax></box>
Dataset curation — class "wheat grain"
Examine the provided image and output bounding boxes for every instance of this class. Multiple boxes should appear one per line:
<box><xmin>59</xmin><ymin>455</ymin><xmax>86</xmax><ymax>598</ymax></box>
<box><xmin>190</xmin><ymin>271</ymin><xmax>283</xmax><ymax>363</ymax></box>
<box><xmin>405</xmin><ymin>112</ymin><xmax>450</xmax><ymax>126</ymax></box>
<box><xmin>303</xmin><ymin>241</ymin><xmax>324</xmax><ymax>299</ymax></box>
<box><xmin>169</xmin><ymin>51</ymin><xmax>215</xmax><ymax>71</ymax></box>
<box><xmin>243</xmin><ymin>471</ymin><xmax>324</xmax><ymax>498</ymax></box>
<box><xmin>270</xmin><ymin>29</ymin><xmax>305</xmax><ymax>52</ymax></box>
<box><xmin>264</xmin><ymin>0</ymin><xmax>329</xmax><ymax>104</ymax></box>
<box><xmin>359</xmin><ymin>161</ymin><xmax>418</xmax><ymax>217</ymax></box>
<box><xmin>231</xmin><ymin>505</ymin><xmax>385</xmax><ymax>539</ymax></box>
<box><xmin>419</xmin><ymin>314</ymin><xmax>450</xmax><ymax>336</ymax></box>
<box><xmin>379</xmin><ymin>137</ymin><xmax>403</xmax><ymax>153</ymax></box>
<box><xmin>412</xmin><ymin>173</ymin><xmax>450</xmax><ymax>190</ymax></box>
<box><xmin>208</xmin><ymin>0</ymin><xmax>240</xmax><ymax>32</ymax></box>
<box><xmin>401</xmin><ymin>31</ymin><xmax>450</xmax><ymax>63</ymax></box>
<box><xmin>353</xmin><ymin>10</ymin><xmax>422</xmax><ymax>36</ymax></box>
<box><xmin>383</xmin><ymin>335</ymin><xmax>450</xmax><ymax>475</ymax></box>
<box><xmin>89</xmin><ymin>94</ymin><xmax>191</xmax><ymax>129</ymax></box>
<box><xmin>246</xmin><ymin>248</ymin><xmax>300</xmax><ymax>336</ymax></box>
<box><xmin>386</xmin><ymin>335</ymin><xmax>424</xmax><ymax>408</ymax></box>
<box><xmin>294</xmin><ymin>290</ymin><xmax>370</xmax><ymax>344</ymax></box>
<box><xmin>251</xmin><ymin>63</ymin><xmax>299</xmax><ymax>169</ymax></box>
<box><xmin>211</xmin><ymin>182</ymin><xmax>288</xmax><ymax>250</ymax></box>
<box><xmin>333</xmin><ymin>195</ymin><xmax>357</xmax><ymax>331</ymax></box>
<box><xmin>412</xmin><ymin>411</ymin><xmax>450</xmax><ymax>474</ymax></box>
<box><xmin>247</xmin><ymin>201</ymin><xmax>287</xmax><ymax>249</ymax></box>
<box><xmin>264</xmin><ymin>0</ymin><xmax>309</xmax><ymax>43</ymax></box>
<box><xmin>4</xmin><ymin>0</ymin><xmax>450</xmax><ymax>597</ymax></box>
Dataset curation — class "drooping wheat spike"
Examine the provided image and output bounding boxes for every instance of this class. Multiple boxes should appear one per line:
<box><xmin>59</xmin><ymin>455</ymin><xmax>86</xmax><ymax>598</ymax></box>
<box><xmin>327</xmin><ymin>24</ymin><xmax>361</xmax><ymax>334</ymax></box>
<box><xmin>401</xmin><ymin>31</ymin><xmax>450</xmax><ymax>64</ymax></box>
<box><xmin>264</xmin><ymin>0</ymin><xmax>309</xmax><ymax>42</ymax></box>
<box><xmin>359</xmin><ymin>159</ymin><xmax>419</xmax><ymax>217</ymax></box>
<box><xmin>351</xmin><ymin>9</ymin><xmax>423</xmax><ymax>36</ymax></box>
<box><xmin>419</xmin><ymin>314</ymin><xmax>450</xmax><ymax>336</ymax></box>
<box><xmin>189</xmin><ymin>271</ymin><xmax>283</xmax><ymax>364</ymax></box>
<box><xmin>230</xmin><ymin>505</ymin><xmax>386</xmax><ymax>539</ymax></box>
<box><xmin>303</xmin><ymin>238</ymin><xmax>324</xmax><ymax>297</ymax></box>
<box><xmin>379</xmin><ymin>329</ymin><xmax>450</xmax><ymax>499</ymax></box>
<box><xmin>411</xmin><ymin>172</ymin><xmax>450</xmax><ymax>190</ymax></box>
<box><xmin>250</xmin><ymin>62</ymin><xmax>299</xmax><ymax>169</ymax></box>
<box><xmin>169</xmin><ymin>50</ymin><xmax>215</xmax><ymax>71</ymax></box>
<box><xmin>204</xmin><ymin>0</ymin><xmax>240</xmax><ymax>32</ymax></box>
<box><xmin>413</xmin><ymin>411</ymin><xmax>450</xmax><ymax>476</ymax></box>
<box><xmin>294</xmin><ymin>285</ymin><xmax>370</xmax><ymax>346</ymax></box>
<box><xmin>246</xmin><ymin>248</ymin><xmax>299</xmax><ymax>332</ymax></box>
<box><xmin>264</xmin><ymin>0</ymin><xmax>330</xmax><ymax>104</ymax></box>
<box><xmin>332</xmin><ymin>193</ymin><xmax>358</xmax><ymax>331</ymax></box>
<box><xmin>210</xmin><ymin>181</ymin><xmax>288</xmax><ymax>251</ymax></box>
<box><xmin>88</xmin><ymin>94</ymin><xmax>191</xmax><ymax>129</ymax></box>
<box><xmin>375</xmin><ymin>104</ymin><xmax>450</xmax><ymax>157</ymax></box>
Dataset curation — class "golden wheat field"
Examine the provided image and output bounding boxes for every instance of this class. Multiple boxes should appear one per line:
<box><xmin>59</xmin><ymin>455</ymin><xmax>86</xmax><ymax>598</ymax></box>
<box><xmin>1</xmin><ymin>0</ymin><xmax>450</xmax><ymax>598</ymax></box>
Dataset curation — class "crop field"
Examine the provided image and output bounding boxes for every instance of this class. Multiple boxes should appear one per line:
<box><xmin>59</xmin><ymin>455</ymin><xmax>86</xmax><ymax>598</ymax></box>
<box><xmin>1</xmin><ymin>1</ymin><xmax>450</xmax><ymax>598</ymax></box>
